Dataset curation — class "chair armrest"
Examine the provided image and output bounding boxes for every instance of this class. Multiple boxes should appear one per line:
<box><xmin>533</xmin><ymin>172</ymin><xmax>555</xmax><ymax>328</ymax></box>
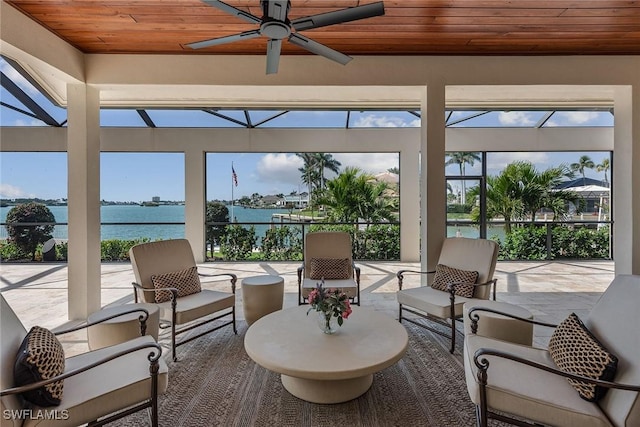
<box><xmin>52</xmin><ymin>307</ymin><xmax>151</xmax><ymax>336</ymax></box>
<box><xmin>467</xmin><ymin>306</ymin><xmax>558</xmax><ymax>335</ymax></box>
<box><xmin>396</xmin><ymin>269</ymin><xmax>435</xmax><ymax>290</ymax></box>
<box><xmin>0</xmin><ymin>342</ymin><xmax>163</xmax><ymax>397</ymax></box>
<box><xmin>132</xmin><ymin>281</ymin><xmax>178</xmax><ymax>303</ymax></box>
<box><xmin>473</xmin><ymin>278</ymin><xmax>498</xmax><ymax>301</ymax></box>
<box><xmin>353</xmin><ymin>263</ymin><xmax>361</xmax><ymax>284</ymax></box>
<box><xmin>473</xmin><ymin>347</ymin><xmax>640</xmax><ymax>393</ymax></box>
<box><xmin>198</xmin><ymin>271</ymin><xmax>237</xmax><ymax>293</ymax></box>
<box><xmin>297</xmin><ymin>263</ymin><xmax>304</xmax><ymax>285</ymax></box>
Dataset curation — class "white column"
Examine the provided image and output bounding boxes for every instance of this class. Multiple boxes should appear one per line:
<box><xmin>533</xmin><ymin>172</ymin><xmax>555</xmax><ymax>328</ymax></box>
<box><xmin>400</xmin><ymin>144</ymin><xmax>421</xmax><ymax>261</ymax></box>
<box><xmin>67</xmin><ymin>84</ymin><xmax>101</xmax><ymax>319</ymax></box>
<box><xmin>420</xmin><ymin>83</ymin><xmax>447</xmax><ymax>279</ymax></box>
<box><xmin>613</xmin><ymin>85</ymin><xmax>640</xmax><ymax>274</ymax></box>
<box><xmin>185</xmin><ymin>148</ymin><xmax>206</xmax><ymax>262</ymax></box>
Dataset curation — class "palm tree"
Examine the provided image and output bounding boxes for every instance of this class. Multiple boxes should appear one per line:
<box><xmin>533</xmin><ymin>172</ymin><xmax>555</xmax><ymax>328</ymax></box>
<box><xmin>296</xmin><ymin>152</ymin><xmax>342</xmax><ymax>193</ymax></box>
<box><xmin>479</xmin><ymin>161</ymin><xmax>583</xmax><ymax>233</ymax></box>
<box><xmin>318</xmin><ymin>167</ymin><xmax>395</xmax><ymax>224</ymax></box>
<box><xmin>570</xmin><ymin>155</ymin><xmax>595</xmax><ymax>185</ymax></box>
<box><xmin>445</xmin><ymin>152</ymin><xmax>481</xmax><ymax>204</ymax></box>
<box><xmin>596</xmin><ymin>158</ymin><xmax>610</xmax><ymax>186</ymax></box>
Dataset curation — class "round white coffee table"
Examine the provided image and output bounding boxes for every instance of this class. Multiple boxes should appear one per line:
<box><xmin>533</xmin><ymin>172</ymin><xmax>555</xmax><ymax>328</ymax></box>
<box><xmin>241</xmin><ymin>275</ymin><xmax>284</xmax><ymax>326</ymax></box>
<box><xmin>244</xmin><ymin>305</ymin><xmax>408</xmax><ymax>404</ymax></box>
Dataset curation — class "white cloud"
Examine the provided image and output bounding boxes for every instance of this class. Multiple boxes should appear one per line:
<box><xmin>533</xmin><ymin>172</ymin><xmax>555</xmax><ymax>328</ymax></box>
<box><xmin>13</xmin><ymin>118</ymin><xmax>47</xmax><ymax>126</ymax></box>
<box><xmin>333</xmin><ymin>153</ymin><xmax>399</xmax><ymax>175</ymax></box>
<box><xmin>486</xmin><ymin>152</ymin><xmax>550</xmax><ymax>175</ymax></box>
<box><xmin>254</xmin><ymin>152</ymin><xmax>399</xmax><ymax>192</ymax></box>
<box><xmin>354</xmin><ymin>115</ymin><xmax>419</xmax><ymax>128</ymax></box>
<box><xmin>557</xmin><ymin>111</ymin><xmax>599</xmax><ymax>124</ymax></box>
<box><xmin>0</xmin><ymin>183</ymin><xmax>34</xmax><ymax>199</ymax></box>
<box><xmin>255</xmin><ymin>153</ymin><xmax>303</xmax><ymax>186</ymax></box>
<box><xmin>498</xmin><ymin>111</ymin><xmax>536</xmax><ymax>126</ymax></box>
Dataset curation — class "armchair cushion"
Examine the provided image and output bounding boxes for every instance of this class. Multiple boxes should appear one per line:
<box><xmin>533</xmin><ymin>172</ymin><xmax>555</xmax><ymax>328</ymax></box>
<box><xmin>309</xmin><ymin>258</ymin><xmax>351</xmax><ymax>280</ymax></box>
<box><xmin>431</xmin><ymin>264</ymin><xmax>478</xmax><ymax>298</ymax></box>
<box><xmin>14</xmin><ymin>326</ymin><xmax>65</xmax><ymax>407</ymax></box>
<box><xmin>549</xmin><ymin>312</ymin><xmax>618</xmax><ymax>402</ymax></box>
<box><xmin>464</xmin><ymin>334</ymin><xmax>612</xmax><ymax>427</ymax></box>
<box><xmin>151</xmin><ymin>266</ymin><xmax>201</xmax><ymax>303</ymax></box>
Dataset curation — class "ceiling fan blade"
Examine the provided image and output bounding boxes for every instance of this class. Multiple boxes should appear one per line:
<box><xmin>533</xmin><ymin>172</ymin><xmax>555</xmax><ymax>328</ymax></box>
<box><xmin>291</xmin><ymin>1</ymin><xmax>384</xmax><ymax>32</ymax></box>
<box><xmin>264</xmin><ymin>1</ymin><xmax>290</xmax><ymax>22</ymax></box>
<box><xmin>201</xmin><ymin>0</ymin><xmax>261</xmax><ymax>24</ymax></box>
<box><xmin>186</xmin><ymin>29</ymin><xmax>261</xmax><ymax>49</ymax></box>
<box><xmin>266</xmin><ymin>39</ymin><xmax>282</xmax><ymax>75</ymax></box>
<box><xmin>289</xmin><ymin>33</ymin><xmax>352</xmax><ymax>65</ymax></box>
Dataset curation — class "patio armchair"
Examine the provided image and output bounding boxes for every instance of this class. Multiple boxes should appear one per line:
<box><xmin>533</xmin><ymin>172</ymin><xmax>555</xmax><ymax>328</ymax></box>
<box><xmin>129</xmin><ymin>239</ymin><xmax>237</xmax><ymax>362</ymax></box>
<box><xmin>464</xmin><ymin>274</ymin><xmax>640</xmax><ymax>427</ymax></box>
<box><xmin>298</xmin><ymin>231</ymin><xmax>361</xmax><ymax>306</ymax></box>
<box><xmin>0</xmin><ymin>294</ymin><xmax>168</xmax><ymax>427</ymax></box>
<box><xmin>396</xmin><ymin>237</ymin><xmax>499</xmax><ymax>353</ymax></box>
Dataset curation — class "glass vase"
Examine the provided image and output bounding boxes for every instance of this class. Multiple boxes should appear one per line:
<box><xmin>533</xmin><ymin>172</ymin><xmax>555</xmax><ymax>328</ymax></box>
<box><xmin>317</xmin><ymin>311</ymin><xmax>339</xmax><ymax>334</ymax></box>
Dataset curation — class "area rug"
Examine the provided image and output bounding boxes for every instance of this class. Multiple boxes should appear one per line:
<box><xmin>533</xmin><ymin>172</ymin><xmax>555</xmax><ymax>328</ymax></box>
<box><xmin>114</xmin><ymin>320</ymin><xmax>490</xmax><ymax>427</ymax></box>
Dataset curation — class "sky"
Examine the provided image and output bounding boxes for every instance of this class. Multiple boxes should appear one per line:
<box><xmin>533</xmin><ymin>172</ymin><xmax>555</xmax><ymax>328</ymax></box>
<box><xmin>0</xmin><ymin>58</ymin><xmax>613</xmax><ymax>202</ymax></box>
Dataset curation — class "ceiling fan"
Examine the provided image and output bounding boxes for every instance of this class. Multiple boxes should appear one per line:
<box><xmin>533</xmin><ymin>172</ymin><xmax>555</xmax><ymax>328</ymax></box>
<box><xmin>187</xmin><ymin>1</ymin><xmax>385</xmax><ymax>74</ymax></box>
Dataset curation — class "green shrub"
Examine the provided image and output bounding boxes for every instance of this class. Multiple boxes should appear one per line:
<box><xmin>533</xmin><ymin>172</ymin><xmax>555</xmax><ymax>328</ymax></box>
<box><xmin>307</xmin><ymin>223</ymin><xmax>400</xmax><ymax>261</ymax></box>
<box><xmin>0</xmin><ymin>241</ymin><xmax>29</xmax><ymax>261</ymax></box>
<box><xmin>5</xmin><ymin>203</ymin><xmax>55</xmax><ymax>260</ymax></box>
<box><xmin>261</xmin><ymin>226</ymin><xmax>303</xmax><ymax>261</ymax></box>
<box><xmin>56</xmin><ymin>241</ymin><xmax>68</xmax><ymax>261</ymax></box>
<box><xmin>101</xmin><ymin>238</ymin><xmax>149</xmax><ymax>261</ymax></box>
<box><xmin>496</xmin><ymin>224</ymin><xmax>611</xmax><ymax>260</ymax></box>
<box><xmin>362</xmin><ymin>224</ymin><xmax>400</xmax><ymax>260</ymax></box>
<box><xmin>221</xmin><ymin>225</ymin><xmax>257</xmax><ymax>260</ymax></box>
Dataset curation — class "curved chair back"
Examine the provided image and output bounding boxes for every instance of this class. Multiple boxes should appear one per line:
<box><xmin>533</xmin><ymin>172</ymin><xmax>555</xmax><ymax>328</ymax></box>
<box><xmin>303</xmin><ymin>232</ymin><xmax>353</xmax><ymax>279</ymax></box>
<box><xmin>438</xmin><ymin>238</ymin><xmax>499</xmax><ymax>299</ymax></box>
<box><xmin>129</xmin><ymin>239</ymin><xmax>197</xmax><ymax>303</ymax></box>
<box><xmin>1</xmin><ymin>295</ymin><xmax>28</xmax><ymax>427</ymax></box>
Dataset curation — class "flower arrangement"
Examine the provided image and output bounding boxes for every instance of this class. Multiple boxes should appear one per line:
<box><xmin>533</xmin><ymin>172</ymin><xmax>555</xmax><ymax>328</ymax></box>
<box><xmin>307</xmin><ymin>279</ymin><xmax>352</xmax><ymax>333</ymax></box>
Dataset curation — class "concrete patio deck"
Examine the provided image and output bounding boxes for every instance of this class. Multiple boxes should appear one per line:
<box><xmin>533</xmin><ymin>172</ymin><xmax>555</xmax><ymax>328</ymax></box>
<box><xmin>0</xmin><ymin>260</ymin><xmax>615</xmax><ymax>355</ymax></box>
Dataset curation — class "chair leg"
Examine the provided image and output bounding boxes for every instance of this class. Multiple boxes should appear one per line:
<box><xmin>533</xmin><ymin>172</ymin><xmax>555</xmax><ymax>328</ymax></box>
<box><xmin>172</xmin><ymin>299</ymin><xmax>178</xmax><ymax>362</ymax></box>
<box><xmin>398</xmin><ymin>304</ymin><xmax>403</xmax><ymax>323</ymax></box>
<box><xmin>475</xmin><ymin>405</ymin><xmax>483</xmax><ymax>427</ymax></box>
<box><xmin>449</xmin><ymin>292</ymin><xmax>456</xmax><ymax>354</ymax></box>
<box><xmin>232</xmin><ymin>306</ymin><xmax>237</xmax><ymax>335</ymax></box>
<box><xmin>450</xmin><ymin>320</ymin><xmax>456</xmax><ymax>354</ymax></box>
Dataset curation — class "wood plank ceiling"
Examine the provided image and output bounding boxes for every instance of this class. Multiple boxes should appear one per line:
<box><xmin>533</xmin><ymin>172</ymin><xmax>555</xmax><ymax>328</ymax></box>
<box><xmin>6</xmin><ymin>0</ymin><xmax>640</xmax><ymax>56</ymax></box>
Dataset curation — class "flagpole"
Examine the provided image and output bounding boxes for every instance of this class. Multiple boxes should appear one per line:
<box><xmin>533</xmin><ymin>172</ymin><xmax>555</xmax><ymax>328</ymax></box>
<box><xmin>231</xmin><ymin>162</ymin><xmax>235</xmax><ymax>222</ymax></box>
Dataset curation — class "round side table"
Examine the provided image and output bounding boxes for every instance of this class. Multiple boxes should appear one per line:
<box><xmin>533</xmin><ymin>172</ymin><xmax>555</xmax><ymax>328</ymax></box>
<box><xmin>241</xmin><ymin>275</ymin><xmax>284</xmax><ymax>326</ymax></box>
<box><xmin>463</xmin><ymin>300</ymin><xmax>533</xmax><ymax>346</ymax></box>
<box><xmin>87</xmin><ymin>303</ymin><xmax>160</xmax><ymax>350</ymax></box>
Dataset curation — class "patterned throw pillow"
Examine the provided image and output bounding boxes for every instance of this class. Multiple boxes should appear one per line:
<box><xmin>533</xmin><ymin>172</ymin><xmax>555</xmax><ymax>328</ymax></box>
<box><xmin>430</xmin><ymin>264</ymin><xmax>479</xmax><ymax>298</ymax></box>
<box><xmin>309</xmin><ymin>258</ymin><xmax>351</xmax><ymax>280</ymax></box>
<box><xmin>151</xmin><ymin>266</ymin><xmax>202</xmax><ymax>303</ymax></box>
<box><xmin>14</xmin><ymin>326</ymin><xmax>65</xmax><ymax>407</ymax></box>
<box><xmin>548</xmin><ymin>312</ymin><xmax>618</xmax><ymax>402</ymax></box>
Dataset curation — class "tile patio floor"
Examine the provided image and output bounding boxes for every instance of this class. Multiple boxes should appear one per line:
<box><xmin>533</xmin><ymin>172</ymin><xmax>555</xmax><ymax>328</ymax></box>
<box><xmin>0</xmin><ymin>260</ymin><xmax>615</xmax><ymax>355</ymax></box>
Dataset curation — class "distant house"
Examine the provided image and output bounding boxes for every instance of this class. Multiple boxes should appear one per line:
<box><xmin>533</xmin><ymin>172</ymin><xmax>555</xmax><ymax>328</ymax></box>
<box><xmin>555</xmin><ymin>178</ymin><xmax>610</xmax><ymax>215</ymax></box>
<box><xmin>260</xmin><ymin>195</ymin><xmax>284</xmax><ymax>207</ymax></box>
<box><xmin>283</xmin><ymin>193</ymin><xmax>309</xmax><ymax>208</ymax></box>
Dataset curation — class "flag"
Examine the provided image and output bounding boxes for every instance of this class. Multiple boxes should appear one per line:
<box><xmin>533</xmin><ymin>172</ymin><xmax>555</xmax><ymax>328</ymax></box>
<box><xmin>232</xmin><ymin>165</ymin><xmax>238</xmax><ymax>187</ymax></box>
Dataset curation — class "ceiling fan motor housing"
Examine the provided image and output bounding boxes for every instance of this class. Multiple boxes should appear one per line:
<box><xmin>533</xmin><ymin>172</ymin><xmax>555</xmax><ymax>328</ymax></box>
<box><xmin>260</xmin><ymin>20</ymin><xmax>291</xmax><ymax>40</ymax></box>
